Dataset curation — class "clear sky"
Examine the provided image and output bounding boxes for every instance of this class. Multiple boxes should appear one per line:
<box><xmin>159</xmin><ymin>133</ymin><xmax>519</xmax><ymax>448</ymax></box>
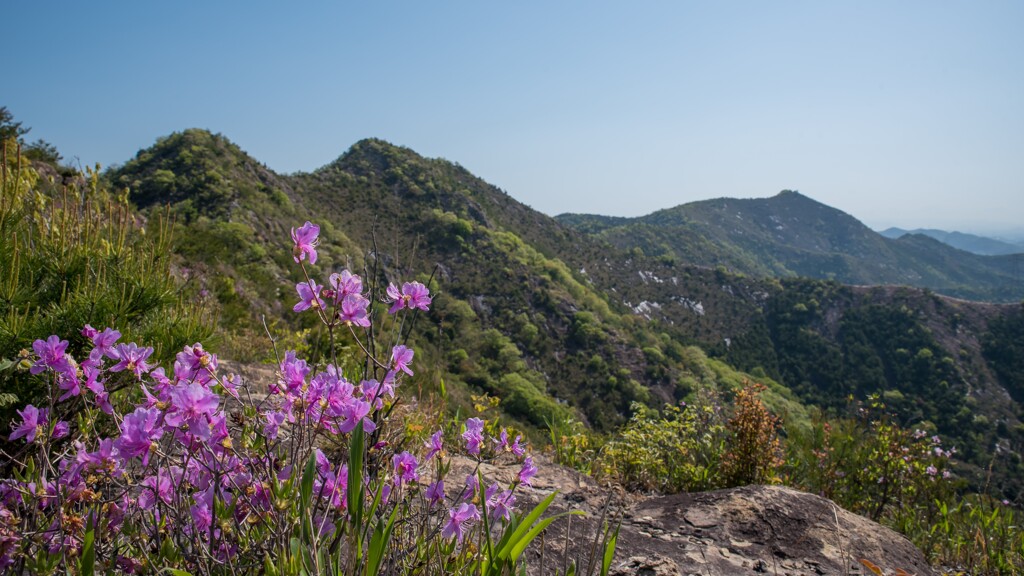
<box><xmin>5</xmin><ymin>1</ymin><xmax>1023</xmax><ymax>236</ymax></box>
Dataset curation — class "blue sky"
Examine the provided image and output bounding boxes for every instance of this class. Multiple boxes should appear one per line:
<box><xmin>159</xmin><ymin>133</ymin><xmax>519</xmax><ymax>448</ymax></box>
<box><xmin>5</xmin><ymin>1</ymin><xmax>1023</xmax><ymax>236</ymax></box>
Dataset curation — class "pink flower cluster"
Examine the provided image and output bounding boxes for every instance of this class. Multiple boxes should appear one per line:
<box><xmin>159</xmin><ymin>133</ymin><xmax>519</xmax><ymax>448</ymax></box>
<box><xmin>289</xmin><ymin>222</ymin><xmax>431</xmax><ymax>330</ymax></box>
<box><xmin>0</xmin><ymin>221</ymin><xmax>541</xmax><ymax>571</ymax></box>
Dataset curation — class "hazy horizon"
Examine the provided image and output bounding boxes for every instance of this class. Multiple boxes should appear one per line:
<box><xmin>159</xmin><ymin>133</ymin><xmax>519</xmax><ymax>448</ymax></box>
<box><xmin>5</xmin><ymin>1</ymin><xmax>1022</xmax><ymax>237</ymax></box>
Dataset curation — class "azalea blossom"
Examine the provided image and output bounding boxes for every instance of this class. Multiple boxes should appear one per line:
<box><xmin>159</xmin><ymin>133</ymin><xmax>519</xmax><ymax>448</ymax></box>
<box><xmin>263</xmin><ymin>409</ymin><xmax>288</xmax><ymax>441</ymax></box>
<box><xmin>291</xmin><ymin>221</ymin><xmax>320</xmax><ymax>264</ymax></box>
<box><xmin>442</xmin><ymin>502</ymin><xmax>480</xmax><ymax>543</ymax></box>
<box><xmin>510</xmin><ymin>434</ymin><xmax>526</xmax><ymax>457</ymax></box>
<box><xmin>391</xmin><ymin>345</ymin><xmax>414</xmax><ymax>376</ymax></box>
<box><xmin>339</xmin><ymin>293</ymin><xmax>371</xmax><ymax>327</ymax></box>
<box><xmin>518</xmin><ymin>457</ymin><xmax>538</xmax><ymax>486</ymax></box>
<box><xmin>278</xmin><ymin>351</ymin><xmax>310</xmax><ymax>395</ymax></box>
<box><xmin>392</xmin><ymin>451</ymin><xmax>419</xmax><ymax>488</ymax></box>
<box><xmin>139</xmin><ymin>468</ymin><xmax>177</xmax><ymax>510</ymax></box>
<box><xmin>75</xmin><ymin>438</ymin><xmax>120</xmax><ymax>475</ymax></box>
<box><xmin>386</xmin><ymin>281</ymin><xmax>432</xmax><ymax>314</ymax></box>
<box><xmin>329</xmin><ymin>270</ymin><xmax>362</xmax><ymax>299</ymax></box>
<box><xmin>361</xmin><ymin>378</ymin><xmax>393</xmax><ymax>411</ymax></box>
<box><xmin>114</xmin><ymin>407</ymin><xmax>164</xmax><ymax>464</ymax></box>
<box><xmin>486</xmin><ymin>483</ymin><xmax>516</xmax><ymax>522</ymax></box>
<box><xmin>426</xmin><ymin>480</ymin><xmax>445</xmax><ymax>507</ymax></box>
<box><xmin>463</xmin><ymin>417</ymin><xmax>484</xmax><ymax>455</ymax></box>
<box><xmin>9</xmin><ymin>405</ymin><xmax>44</xmax><ymax>443</ymax></box>
<box><xmin>110</xmin><ymin>343</ymin><xmax>154</xmax><ymax>379</ymax></box>
<box><xmin>464</xmin><ymin>474</ymin><xmax>479</xmax><ymax>499</ymax></box>
<box><xmin>51</xmin><ymin>421</ymin><xmax>69</xmax><ymax>440</ymax></box>
<box><xmin>175</xmin><ymin>343</ymin><xmax>217</xmax><ymax>385</ymax></box>
<box><xmin>30</xmin><ymin>335</ymin><xmax>70</xmax><ymax>375</ymax></box>
<box><xmin>293</xmin><ymin>281</ymin><xmax>325</xmax><ymax>312</ymax></box>
<box><xmin>424</xmin><ymin>430</ymin><xmax>444</xmax><ymax>460</ymax></box>
<box><xmin>164</xmin><ymin>383</ymin><xmax>220</xmax><ymax>435</ymax></box>
<box><xmin>90</xmin><ymin>327</ymin><xmax>122</xmax><ymax>359</ymax></box>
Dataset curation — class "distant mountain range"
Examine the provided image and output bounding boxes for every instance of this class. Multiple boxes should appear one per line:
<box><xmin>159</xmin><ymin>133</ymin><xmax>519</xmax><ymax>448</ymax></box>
<box><xmin>879</xmin><ymin>227</ymin><xmax>1024</xmax><ymax>256</ymax></box>
<box><xmin>557</xmin><ymin>191</ymin><xmax>1024</xmax><ymax>303</ymax></box>
<box><xmin>101</xmin><ymin>131</ymin><xmax>1024</xmax><ymax>499</ymax></box>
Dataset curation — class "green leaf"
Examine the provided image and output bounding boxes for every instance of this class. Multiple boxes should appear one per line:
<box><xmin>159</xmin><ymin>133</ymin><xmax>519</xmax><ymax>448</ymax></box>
<box><xmin>496</xmin><ymin>491</ymin><xmax>558</xmax><ymax>561</ymax></box>
<box><xmin>300</xmin><ymin>452</ymin><xmax>316</xmax><ymax>509</ymax></box>
<box><xmin>299</xmin><ymin>452</ymin><xmax>317</xmax><ymax>543</ymax></box>
<box><xmin>509</xmin><ymin>516</ymin><xmax>560</xmax><ymax>562</ymax></box>
<box><xmin>367</xmin><ymin>504</ymin><xmax>399</xmax><ymax>575</ymax></box>
<box><xmin>601</xmin><ymin>524</ymin><xmax>620</xmax><ymax>576</ymax></box>
<box><xmin>79</xmin><ymin>514</ymin><xmax>96</xmax><ymax>576</ymax></box>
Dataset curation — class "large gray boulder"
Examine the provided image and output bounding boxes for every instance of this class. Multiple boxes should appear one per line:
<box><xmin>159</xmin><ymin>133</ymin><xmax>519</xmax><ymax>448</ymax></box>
<box><xmin>507</xmin><ymin>458</ymin><xmax>935</xmax><ymax>576</ymax></box>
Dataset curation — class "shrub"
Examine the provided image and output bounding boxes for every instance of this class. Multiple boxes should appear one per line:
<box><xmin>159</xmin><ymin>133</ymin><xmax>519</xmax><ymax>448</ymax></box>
<box><xmin>784</xmin><ymin>396</ymin><xmax>954</xmax><ymax>523</ymax></box>
<box><xmin>1</xmin><ymin>138</ymin><xmax>212</xmax><ymax>425</ymax></box>
<box><xmin>719</xmin><ymin>382</ymin><xmax>783</xmax><ymax>487</ymax></box>
<box><xmin>598</xmin><ymin>390</ymin><xmax>727</xmax><ymax>493</ymax></box>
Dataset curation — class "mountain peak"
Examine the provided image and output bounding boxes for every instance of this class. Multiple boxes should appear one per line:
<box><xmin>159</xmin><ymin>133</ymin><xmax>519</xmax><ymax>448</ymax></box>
<box><xmin>774</xmin><ymin>189</ymin><xmax>804</xmax><ymax>198</ymax></box>
<box><xmin>109</xmin><ymin>128</ymin><xmax>283</xmax><ymax>216</ymax></box>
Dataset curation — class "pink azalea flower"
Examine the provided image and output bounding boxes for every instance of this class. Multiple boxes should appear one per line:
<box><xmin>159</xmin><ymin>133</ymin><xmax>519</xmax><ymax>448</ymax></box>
<box><xmin>90</xmin><ymin>327</ymin><xmax>122</xmax><ymax>359</ymax></box>
<box><xmin>190</xmin><ymin>485</ymin><xmax>215</xmax><ymax>532</ymax></box>
<box><xmin>164</xmin><ymin>383</ymin><xmax>220</xmax><ymax>436</ymax></box>
<box><xmin>392</xmin><ymin>451</ymin><xmax>419</xmax><ymax>488</ymax></box>
<box><xmin>76</xmin><ymin>438</ymin><xmax>120</xmax><ymax>475</ymax></box>
<box><xmin>114</xmin><ymin>407</ymin><xmax>164</xmax><ymax>464</ymax></box>
<box><xmin>294</xmin><ymin>281</ymin><xmax>325</xmax><ymax>313</ymax></box>
<box><xmin>361</xmin><ymin>378</ymin><xmax>393</xmax><ymax>411</ymax></box>
<box><xmin>220</xmin><ymin>373</ymin><xmax>241</xmax><ymax>399</ymax></box>
<box><xmin>55</xmin><ymin>366</ymin><xmax>81</xmax><ymax>402</ymax></box>
<box><xmin>464</xmin><ymin>474</ymin><xmax>479</xmax><ymax>499</ymax></box>
<box><xmin>337</xmin><ymin>397</ymin><xmax>375</xmax><ymax>434</ymax></box>
<box><xmin>318</xmin><ymin>464</ymin><xmax>348</xmax><ymax>510</ymax></box>
<box><xmin>263</xmin><ymin>409</ymin><xmax>288</xmax><ymax>441</ymax></box>
<box><xmin>278</xmin><ymin>350</ymin><xmax>310</xmax><ymax>396</ymax></box>
<box><xmin>30</xmin><ymin>335</ymin><xmax>70</xmax><ymax>375</ymax></box>
<box><xmin>463</xmin><ymin>417</ymin><xmax>484</xmax><ymax>455</ymax></box>
<box><xmin>442</xmin><ymin>502</ymin><xmax>480</xmax><ymax>543</ymax></box>
<box><xmin>109</xmin><ymin>343</ymin><xmax>154</xmax><ymax>379</ymax></box>
<box><xmin>518</xmin><ymin>457</ymin><xmax>538</xmax><ymax>486</ymax></box>
<box><xmin>52</xmin><ymin>420</ymin><xmax>69</xmax><ymax>440</ymax></box>
<box><xmin>486</xmin><ymin>484</ymin><xmax>516</xmax><ymax>522</ymax></box>
<box><xmin>426</xmin><ymin>480</ymin><xmax>445</xmax><ymax>507</ymax></box>
<box><xmin>139</xmin><ymin>468</ymin><xmax>176</xmax><ymax>510</ymax></box>
<box><xmin>339</xmin><ymin>294</ymin><xmax>371</xmax><ymax>327</ymax></box>
<box><xmin>495</xmin><ymin>428</ymin><xmax>510</xmax><ymax>451</ymax></box>
<box><xmin>386</xmin><ymin>281</ymin><xmax>432</xmax><ymax>314</ymax></box>
<box><xmin>175</xmin><ymin>343</ymin><xmax>217</xmax><ymax>385</ymax></box>
<box><xmin>82</xmin><ymin>365</ymin><xmax>104</xmax><ymax>396</ymax></box>
<box><xmin>424</xmin><ymin>430</ymin><xmax>444</xmax><ymax>460</ymax></box>
<box><xmin>329</xmin><ymin>270</ymin><xmax>362</xmax><ymax>299</ymax></box>
<box><xmin>9</xmin><ymin>405</ymin><xmax>44</xmax><ymax>443</ymax></box>
<box><xmin>511</xmin><ymin>434</ymin><xmax>526</xmax><ymax>457</ymax></box>
<box><xmin>291</xmin><ymin>221</ymin><xmax>320</xmax><ymax>265</ymax></box>
<box><xmin>391</xmin><ymin>345</ymin><xmax>414</xmax><ymax>376</ymax></box>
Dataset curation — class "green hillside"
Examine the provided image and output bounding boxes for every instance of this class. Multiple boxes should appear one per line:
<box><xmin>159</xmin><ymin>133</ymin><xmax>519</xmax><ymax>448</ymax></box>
<box><xmin>559</xmin><ymin>190</ymin><xmax>1024</xmax><ymax>302</ymax></box>
<box><xmin>98</xmin><ymin>131</ymin><xmax>1024</xmax><ymax>500</ymax></box>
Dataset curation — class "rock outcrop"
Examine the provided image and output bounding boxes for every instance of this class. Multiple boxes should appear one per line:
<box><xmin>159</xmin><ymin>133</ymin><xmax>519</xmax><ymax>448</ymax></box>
<box><xmin>504</xmin><ymin>457</ymin><xmax>936</xmax><ymax>576</ymax></box>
